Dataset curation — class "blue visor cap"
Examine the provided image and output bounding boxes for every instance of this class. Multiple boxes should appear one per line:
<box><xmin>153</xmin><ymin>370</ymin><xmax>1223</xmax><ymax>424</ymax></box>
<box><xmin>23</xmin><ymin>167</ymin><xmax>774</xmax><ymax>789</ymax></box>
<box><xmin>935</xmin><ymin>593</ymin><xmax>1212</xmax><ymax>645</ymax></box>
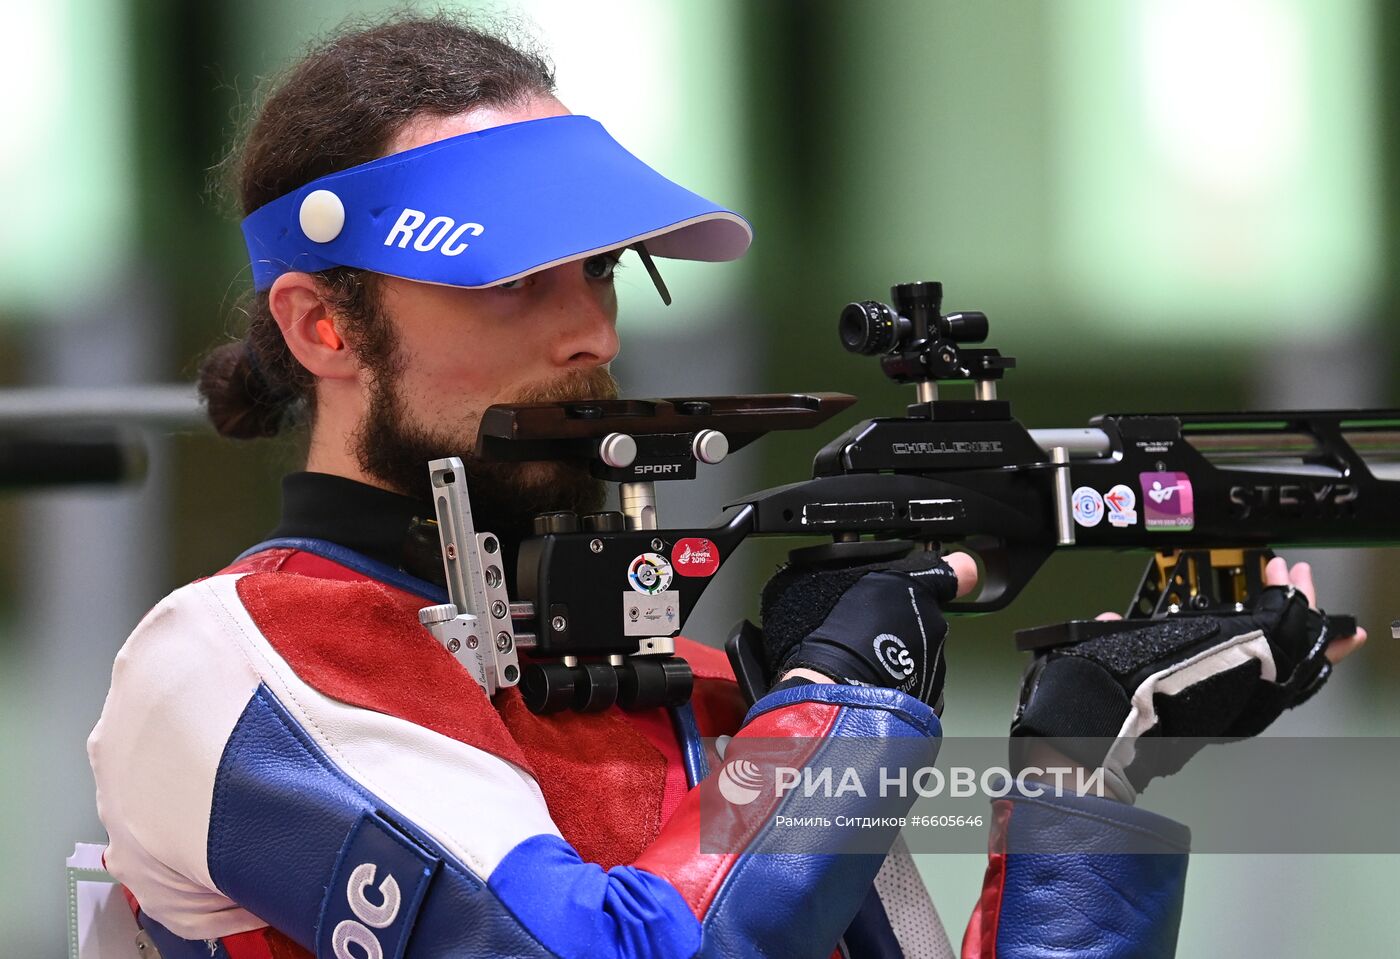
<box><xmin>241</xmin><ymin>115</ymin><xmax>752</xmax><ymax>291</ymax></box>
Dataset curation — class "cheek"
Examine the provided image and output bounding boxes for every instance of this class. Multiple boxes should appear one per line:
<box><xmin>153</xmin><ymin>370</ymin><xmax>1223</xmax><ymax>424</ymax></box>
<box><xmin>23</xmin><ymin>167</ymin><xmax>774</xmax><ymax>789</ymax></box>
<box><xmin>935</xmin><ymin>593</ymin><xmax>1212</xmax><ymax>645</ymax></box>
<box><xmin>388</xmin><ymin>322</ymin><xmax>524</xmax><ymax>427</ymax></box>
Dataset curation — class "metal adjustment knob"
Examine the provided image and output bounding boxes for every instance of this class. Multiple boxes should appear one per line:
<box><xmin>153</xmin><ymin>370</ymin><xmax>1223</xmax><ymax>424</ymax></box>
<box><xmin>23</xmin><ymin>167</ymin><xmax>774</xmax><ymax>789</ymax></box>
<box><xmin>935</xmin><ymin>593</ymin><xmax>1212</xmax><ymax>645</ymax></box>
<box><xmin>692</xmin><ymin>429</ymin><xmax>729</xmax><ymax>465</ymax></box>
<box><xmin>582</xmin><ymin>510</ymin><xmax>626</xmax><ymax>532</ymax></box>
<box><xmin>418</xmin><ymin>603</ymin><xmax>459</xmax><ymax>627</ymax></box>
<box><xmin>599</xmin><ymin>432</ymin><xmax>638</xmax><ymax>468</ymax></box>
<box><xmin>532</xmin><ymin>510</ymin><xmax>580</xmax><ymax>535</ymax></box>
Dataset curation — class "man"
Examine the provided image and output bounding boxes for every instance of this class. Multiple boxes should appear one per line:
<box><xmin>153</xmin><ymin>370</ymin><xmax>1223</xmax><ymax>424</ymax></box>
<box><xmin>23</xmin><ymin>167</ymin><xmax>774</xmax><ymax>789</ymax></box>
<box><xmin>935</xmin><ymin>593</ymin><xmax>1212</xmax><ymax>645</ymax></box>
<box><xmin>88</xmin><ymin>15</ymin><xmax>1364</xmax><ymax>959</ymax></box>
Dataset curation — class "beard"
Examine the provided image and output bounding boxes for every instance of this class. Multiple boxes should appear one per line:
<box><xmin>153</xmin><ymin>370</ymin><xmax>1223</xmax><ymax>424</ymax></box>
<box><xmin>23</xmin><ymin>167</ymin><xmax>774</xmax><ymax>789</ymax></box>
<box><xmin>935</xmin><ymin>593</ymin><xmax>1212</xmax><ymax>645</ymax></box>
<box><xmin>350</xmin><ymin>364</ymin><xmax>618</xmax><ymax>551</ymax></box>
<box><xmin>334</xmin><ymin>278</ymin><xmax>618</xmax><ymax>585</ymax></box>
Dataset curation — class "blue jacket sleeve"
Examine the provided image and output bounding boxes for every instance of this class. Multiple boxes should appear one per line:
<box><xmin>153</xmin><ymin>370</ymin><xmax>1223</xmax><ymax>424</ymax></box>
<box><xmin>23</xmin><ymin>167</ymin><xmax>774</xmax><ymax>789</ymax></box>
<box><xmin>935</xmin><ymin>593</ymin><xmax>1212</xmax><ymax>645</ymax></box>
<box><xmin>963</xmin><ymin>788</ymin><xmax>1190</xmax><ymax>959</ymax></box>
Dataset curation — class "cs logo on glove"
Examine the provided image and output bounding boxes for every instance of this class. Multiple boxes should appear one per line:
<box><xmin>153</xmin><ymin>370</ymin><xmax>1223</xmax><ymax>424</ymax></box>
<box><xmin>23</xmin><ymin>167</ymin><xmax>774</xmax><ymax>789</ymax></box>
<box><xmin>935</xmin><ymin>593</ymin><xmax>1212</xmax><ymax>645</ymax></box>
<box><xmin>873</xmin><ymin>633</ymin><xmax>915</xmax><ymax>681</ymax></box>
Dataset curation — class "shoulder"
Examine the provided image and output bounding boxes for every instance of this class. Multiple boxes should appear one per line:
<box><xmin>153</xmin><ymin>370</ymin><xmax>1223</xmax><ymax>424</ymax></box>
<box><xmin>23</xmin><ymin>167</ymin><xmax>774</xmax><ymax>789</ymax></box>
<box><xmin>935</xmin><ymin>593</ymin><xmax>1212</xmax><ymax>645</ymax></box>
<box><xmin>89</xmin><ymin>573</ymin><xmax>283</xmax><ymax>936</ymax></box>
<box><xmin>104</xmin><ymin>574</ymin><xmax>266</xmax><ymax>700</ymax></box>
<box><xmin>104</xmin><ymin>569</ymin><xmax>423</xmax><ymax>700</ymax></box>
<box><xmin>102</xmin><ymin>566</ymin><xmax>530</xmax><ymax>769</ymax></box>
<box><xmin>89</xmin><ymin>568</ymin><xmax>551</xmax><ymax>939</ymax></box>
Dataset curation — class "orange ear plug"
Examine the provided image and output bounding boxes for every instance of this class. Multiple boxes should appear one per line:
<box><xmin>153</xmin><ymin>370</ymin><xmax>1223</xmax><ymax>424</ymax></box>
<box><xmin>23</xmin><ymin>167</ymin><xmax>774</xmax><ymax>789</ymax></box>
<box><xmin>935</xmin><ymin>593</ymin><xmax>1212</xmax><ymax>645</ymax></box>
<box><xmin>315</xmin><ymin>318</ymin><xmax>343</xmax><ymax>350</ymax></box>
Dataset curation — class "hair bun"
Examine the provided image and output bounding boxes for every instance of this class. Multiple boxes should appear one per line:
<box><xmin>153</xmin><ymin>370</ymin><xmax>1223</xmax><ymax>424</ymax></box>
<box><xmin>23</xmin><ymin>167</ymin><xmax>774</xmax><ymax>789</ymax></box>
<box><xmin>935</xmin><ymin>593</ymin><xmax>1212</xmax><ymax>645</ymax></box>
<box><xmin>197</xmin><ymin>340</ymin><xmax>293</xmax><ymax>439</ymax></box>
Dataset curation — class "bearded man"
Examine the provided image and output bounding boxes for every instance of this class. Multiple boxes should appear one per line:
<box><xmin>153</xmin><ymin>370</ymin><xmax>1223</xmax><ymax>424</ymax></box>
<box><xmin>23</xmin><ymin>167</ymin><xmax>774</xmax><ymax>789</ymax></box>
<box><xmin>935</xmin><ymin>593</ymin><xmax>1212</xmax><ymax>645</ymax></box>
<box><xmin>87</xmin><ymin>15</ymin><xmax>1363</xmax><ymax>959</ymax></box>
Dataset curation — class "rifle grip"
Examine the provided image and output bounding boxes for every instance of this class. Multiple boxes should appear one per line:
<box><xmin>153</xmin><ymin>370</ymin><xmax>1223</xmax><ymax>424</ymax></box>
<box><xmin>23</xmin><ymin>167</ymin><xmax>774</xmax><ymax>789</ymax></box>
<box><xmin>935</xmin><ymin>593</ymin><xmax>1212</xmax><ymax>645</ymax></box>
<box><xmin>725</xmin><ymin>619</ymin><xmax>771</xmax><ymax>706</ymax></box>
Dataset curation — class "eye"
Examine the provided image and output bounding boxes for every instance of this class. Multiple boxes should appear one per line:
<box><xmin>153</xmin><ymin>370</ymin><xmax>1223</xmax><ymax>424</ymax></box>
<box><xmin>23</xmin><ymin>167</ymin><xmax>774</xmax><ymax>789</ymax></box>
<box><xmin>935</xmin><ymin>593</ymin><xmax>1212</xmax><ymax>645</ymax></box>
<box><xmin>496</xmin><ymin>277</ymin><xmax>528</xmax><ymax>291</ymax></box>
<box><xmin>583</xmin><ymin>252</ymin><xmax>621</xmax><ymax>281</ymax></box>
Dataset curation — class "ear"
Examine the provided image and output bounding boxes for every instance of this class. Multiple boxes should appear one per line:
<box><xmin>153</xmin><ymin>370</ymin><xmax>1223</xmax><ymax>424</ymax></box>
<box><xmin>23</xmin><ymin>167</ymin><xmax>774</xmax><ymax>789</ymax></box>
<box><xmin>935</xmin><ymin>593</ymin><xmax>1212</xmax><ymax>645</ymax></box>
<box><xmin>268</xmin><ymin>272</ymin><xmax>359</xmax><ymax>381</ymax></box>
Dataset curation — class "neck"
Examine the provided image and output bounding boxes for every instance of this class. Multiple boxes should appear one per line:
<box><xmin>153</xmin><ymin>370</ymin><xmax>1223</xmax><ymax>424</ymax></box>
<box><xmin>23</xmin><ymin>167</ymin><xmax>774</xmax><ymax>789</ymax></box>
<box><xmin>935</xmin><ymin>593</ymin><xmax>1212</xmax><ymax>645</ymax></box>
<box><xmin>304</xmin><ymin>393</ymin><xmax>394</xmax><ymax>493</ymax></box>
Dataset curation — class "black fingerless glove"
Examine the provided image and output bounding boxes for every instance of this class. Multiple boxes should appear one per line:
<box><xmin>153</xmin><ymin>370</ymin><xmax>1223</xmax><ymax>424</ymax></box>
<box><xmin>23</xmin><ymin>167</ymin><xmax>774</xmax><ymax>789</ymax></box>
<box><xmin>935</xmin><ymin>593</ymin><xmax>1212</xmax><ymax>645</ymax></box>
<box><xmin>1012</xmin><ymin>585</ymin><xmax>1334</xmax><ymax>794</ymax></box>
<box><xmin>760</xmin><ymin>551</ymin><xmax>960</xmax><ymax>710</ymax></box>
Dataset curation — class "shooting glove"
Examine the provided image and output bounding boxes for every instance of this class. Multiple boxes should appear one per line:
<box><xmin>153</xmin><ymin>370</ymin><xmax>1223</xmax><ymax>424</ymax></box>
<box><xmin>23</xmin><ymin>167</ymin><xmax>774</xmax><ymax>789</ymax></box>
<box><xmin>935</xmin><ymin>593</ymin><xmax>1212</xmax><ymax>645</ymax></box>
<box><xmin>759</xmin><ymin>551</ymin><xmax>960</xmax><ymax>710</ymax></box>
<box><xmin>1012</xmin><ymin>585</ymin><xmax>1333</xmax><ymax>797</ymax></box>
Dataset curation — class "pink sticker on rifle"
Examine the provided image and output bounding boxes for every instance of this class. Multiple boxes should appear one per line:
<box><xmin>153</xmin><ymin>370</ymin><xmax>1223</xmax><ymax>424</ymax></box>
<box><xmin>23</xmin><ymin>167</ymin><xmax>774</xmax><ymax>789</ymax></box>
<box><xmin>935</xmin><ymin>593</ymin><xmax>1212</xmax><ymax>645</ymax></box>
<box><xmin>1140</xmin><ymin>472</ymin><xmax>1194</xmax><ymax>531</ymax></box>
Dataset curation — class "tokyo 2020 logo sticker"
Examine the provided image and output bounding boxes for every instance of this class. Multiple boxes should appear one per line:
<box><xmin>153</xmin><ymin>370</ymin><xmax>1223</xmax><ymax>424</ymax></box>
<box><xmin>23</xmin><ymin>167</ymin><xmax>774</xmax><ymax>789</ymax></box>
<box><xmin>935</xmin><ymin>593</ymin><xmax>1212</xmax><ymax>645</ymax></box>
<box><xmin>1140</xmin><ymin>472</ymin><xmax>1194</xmax><ymax>531</ymax></box>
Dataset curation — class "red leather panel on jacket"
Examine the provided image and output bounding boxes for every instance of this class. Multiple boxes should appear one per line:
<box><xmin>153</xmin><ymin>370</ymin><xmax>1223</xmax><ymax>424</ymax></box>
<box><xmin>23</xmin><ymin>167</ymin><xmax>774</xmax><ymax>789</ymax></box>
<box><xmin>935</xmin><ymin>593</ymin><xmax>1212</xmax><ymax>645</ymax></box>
<box><xmin>634</xmin><ymin>697</ymin><xmax>841</xmax><ymax>918</ymax></box>
<box><xmin>222</xmin><ymin>925</ymin><xmax>310</xmax><ymax>959</ymax></box>
<box><xmin>962</xmin><ymin>798</ymin><xmax>1012</xmax><ymax>958</ymax></box>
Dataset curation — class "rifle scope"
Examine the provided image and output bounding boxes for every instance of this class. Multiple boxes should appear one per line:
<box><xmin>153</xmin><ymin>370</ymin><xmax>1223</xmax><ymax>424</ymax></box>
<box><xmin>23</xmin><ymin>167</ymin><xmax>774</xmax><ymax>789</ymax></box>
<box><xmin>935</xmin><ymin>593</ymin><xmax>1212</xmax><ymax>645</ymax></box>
<box><xmin>840</xmin><ymin>281</ymin><xmax>989</xmax><ymax>356</ymax></box>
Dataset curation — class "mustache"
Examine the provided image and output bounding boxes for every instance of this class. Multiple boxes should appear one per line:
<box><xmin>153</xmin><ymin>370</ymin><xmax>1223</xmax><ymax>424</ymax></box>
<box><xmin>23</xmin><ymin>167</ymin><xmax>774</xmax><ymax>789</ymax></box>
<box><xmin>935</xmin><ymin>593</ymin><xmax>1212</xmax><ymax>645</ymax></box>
<box><xmin>510</xmin><ymin>367</ymin><xmax>620</xmax><ymax>405</ymax></box>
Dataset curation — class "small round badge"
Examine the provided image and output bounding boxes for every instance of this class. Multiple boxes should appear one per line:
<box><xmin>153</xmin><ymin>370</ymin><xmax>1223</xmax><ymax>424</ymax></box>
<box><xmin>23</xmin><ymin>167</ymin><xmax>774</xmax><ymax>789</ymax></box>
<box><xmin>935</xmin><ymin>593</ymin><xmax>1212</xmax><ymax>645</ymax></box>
<box><xmin>299</xmin><ymin>189</ymin><xmax>345</xmax><ymax>243</ymax></box>
<box><xmin>1071</xmin><ymin>486</ymin><xmax>1105</xmax><ymax>527</ymax></box>
<box><xmin>628</xmin><ymin>553</ymin><xmax>674</xmax><ymax>595</ymax></box>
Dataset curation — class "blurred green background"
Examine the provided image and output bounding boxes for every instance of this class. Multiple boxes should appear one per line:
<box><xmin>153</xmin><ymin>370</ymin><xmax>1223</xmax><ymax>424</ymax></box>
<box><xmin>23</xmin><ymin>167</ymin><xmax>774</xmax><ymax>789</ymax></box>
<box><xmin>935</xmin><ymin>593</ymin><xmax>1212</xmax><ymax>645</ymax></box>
<box><xmin>3</xmin><ymin>0</ymin><xmax>1398</xmax><ymax>954</ymax></box>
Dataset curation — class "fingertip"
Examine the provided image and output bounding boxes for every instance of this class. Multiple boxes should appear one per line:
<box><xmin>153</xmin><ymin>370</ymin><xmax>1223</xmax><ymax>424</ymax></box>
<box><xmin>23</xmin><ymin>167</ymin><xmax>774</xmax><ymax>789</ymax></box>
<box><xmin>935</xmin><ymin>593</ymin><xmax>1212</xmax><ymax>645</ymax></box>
<box><xmin>1095</xmin><ymin>612</ymin><xmax>1124</xmax><ymax>622</ymax></box>
<box><xmin>1324</xmin><ymin>629</ymin><xmax>1367</xmax><ymax>664</ymax></box>
<box><xmin>1264</xmin><ymin>556</ymin><xmax>1289</xmax><ymax>586</ymax></box>
<box><xmin>942</xmin><ymin>551</ymin><xmax>979</xmax><ymax>599</ymax></box>
<box><xmin>1289</xmin><ymin>562</ymin><xmax>1317</xmax><ymax>607</ymax></box>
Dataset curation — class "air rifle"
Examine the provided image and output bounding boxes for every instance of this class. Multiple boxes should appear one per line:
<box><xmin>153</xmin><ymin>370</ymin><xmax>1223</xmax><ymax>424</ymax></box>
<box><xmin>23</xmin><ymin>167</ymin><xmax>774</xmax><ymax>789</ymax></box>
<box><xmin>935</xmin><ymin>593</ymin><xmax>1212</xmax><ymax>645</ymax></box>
<box><xmin>418</xmin><ymin>280</ymin><xmax>1398</xmax><ymax>713</ymax></box>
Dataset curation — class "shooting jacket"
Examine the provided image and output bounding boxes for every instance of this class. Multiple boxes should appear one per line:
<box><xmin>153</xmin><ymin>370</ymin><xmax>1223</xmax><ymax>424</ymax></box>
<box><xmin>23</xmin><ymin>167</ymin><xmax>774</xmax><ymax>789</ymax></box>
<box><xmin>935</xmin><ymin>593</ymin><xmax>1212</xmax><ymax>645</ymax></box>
<box><xmin>88</xmin><ymin>472</ymin><xmax>1189</xmax><ymax>958</ymax></box>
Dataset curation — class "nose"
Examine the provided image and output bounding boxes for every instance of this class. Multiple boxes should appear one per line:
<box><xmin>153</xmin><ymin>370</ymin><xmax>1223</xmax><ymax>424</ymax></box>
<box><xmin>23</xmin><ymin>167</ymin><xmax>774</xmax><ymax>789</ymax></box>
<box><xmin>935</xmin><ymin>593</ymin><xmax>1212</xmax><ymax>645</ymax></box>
<box><xmin>545</xmin><ymin>269</ymin><xmax>620</xmax><ymax>368</ymax></box>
